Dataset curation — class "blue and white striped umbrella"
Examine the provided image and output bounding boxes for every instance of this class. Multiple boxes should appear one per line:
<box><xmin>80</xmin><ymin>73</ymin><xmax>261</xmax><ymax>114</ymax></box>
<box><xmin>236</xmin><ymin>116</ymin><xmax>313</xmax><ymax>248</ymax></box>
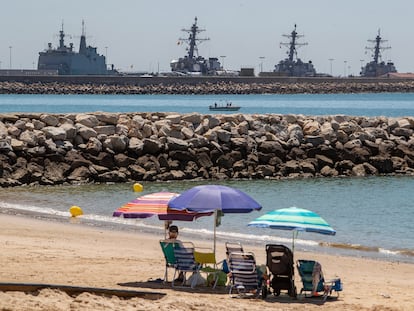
<box><xmin>248</xmin><ymin>206</ymin><xmax>335</xmax><ymax>251</ymax></box>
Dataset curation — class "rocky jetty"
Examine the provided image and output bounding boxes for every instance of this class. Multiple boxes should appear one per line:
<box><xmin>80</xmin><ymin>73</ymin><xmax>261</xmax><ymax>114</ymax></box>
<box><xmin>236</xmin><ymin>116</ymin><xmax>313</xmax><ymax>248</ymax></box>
<box><xmin>1</xmin><ymin>112</ymin><xmax>414</xmax><ymax>187</ymax></box>
<box><xmin>2</xmin><ymin>80</ymin><xmax>414</xmax><ymax>94</ymax></box>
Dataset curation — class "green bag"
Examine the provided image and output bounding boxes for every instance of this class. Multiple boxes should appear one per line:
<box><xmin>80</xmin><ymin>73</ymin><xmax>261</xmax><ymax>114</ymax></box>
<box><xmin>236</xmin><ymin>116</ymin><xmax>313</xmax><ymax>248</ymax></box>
<box><xmin>207</xmin><ymin>271</ymin><xmax>227</xmax><ymax>287</ymax></box>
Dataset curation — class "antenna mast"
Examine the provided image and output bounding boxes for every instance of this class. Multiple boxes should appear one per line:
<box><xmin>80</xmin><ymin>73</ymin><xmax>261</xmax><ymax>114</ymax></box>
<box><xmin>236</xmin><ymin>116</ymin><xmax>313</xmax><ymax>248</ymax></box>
<box><xmin>59</xmin><ymin>21</ymin><xmax>65</xmax><ymax>49</ymax></box>
<box><xmin>178</xmin><ymin>17</ymin><xmax>210</xmax><ymax>59</ymax></box>
<box><xmin>366</xmin><ymin>29</ymin><xmax>390</xmax><ymax>64</ymax></box>
<box><xmin>280</xmin><ymin>24</ymin><xmax>307</xmax><ymax>62</ymax></box>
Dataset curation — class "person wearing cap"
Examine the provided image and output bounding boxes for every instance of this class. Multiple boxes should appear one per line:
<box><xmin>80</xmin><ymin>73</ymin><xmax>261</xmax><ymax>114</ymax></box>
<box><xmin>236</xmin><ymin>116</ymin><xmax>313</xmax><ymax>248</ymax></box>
<box><xmin>166</xmin><ymin>225</ymin><xmax>183</xmax><ymax>247</ymax></box>
<box><xmin>167</xmin><ymin>225</ymin><xmax>179</xmax><ymax>240</ymax></box>
<box><xmin>166</xmin><ymin>224</ymin><xmax>184</xmax><ymax>281</ymax></box>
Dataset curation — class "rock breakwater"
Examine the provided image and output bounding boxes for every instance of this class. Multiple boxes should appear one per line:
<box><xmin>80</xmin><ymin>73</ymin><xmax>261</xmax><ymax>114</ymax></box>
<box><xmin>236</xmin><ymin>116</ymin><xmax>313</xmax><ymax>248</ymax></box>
<box><xmin>1</xmin><ymin>112</ymin><xmax>414</xmax><ymax>187</ymax></box>
<box><xmin>2</xmin><ymin>80</ymin><xmax>414</xmax><ymax>94</ymax></box>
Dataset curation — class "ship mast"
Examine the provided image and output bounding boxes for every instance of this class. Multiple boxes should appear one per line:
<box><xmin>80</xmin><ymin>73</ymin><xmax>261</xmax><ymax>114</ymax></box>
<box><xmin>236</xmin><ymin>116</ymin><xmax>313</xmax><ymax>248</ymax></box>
<box><xmin>59</xmin><ymin>22</ymin><xmax>65</xmax><ymax>50</ymax></box>
<box><xmin>366</xmin><ymin>29</ymin><xmax>390</xmax><ymax>64</ymax></box>
<box><xmin>178</xmin><ymin>17</ymin><xmax>209</xmax><ymax>59</ymax></box>
<box><xmin>79</xmin><ymin>20</ymin><xmax>87</xmax><ymax>54</ymax></box>
<box><xmin>280</xmin><ymin>24</ymin><xmax>307</xmax><ymax>62</ymax></box>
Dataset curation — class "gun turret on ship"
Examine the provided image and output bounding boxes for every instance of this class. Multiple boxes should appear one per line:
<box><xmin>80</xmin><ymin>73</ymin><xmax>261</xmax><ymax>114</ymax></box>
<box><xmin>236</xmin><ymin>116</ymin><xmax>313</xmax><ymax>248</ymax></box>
<box><xmin>38</xmin><ymin>22</ymin><xmax>114</xmax><ymax>75</ymax></box>
<box><xmin>360</xmin><ymin>29</ymin><xmax>397</xmax><ymax>77</ymax></box>
<box><xmin>273</xmin><ymin>24</ymin><xmax>317</xmax><ymax>77</ymax></box>
<box><xmin>170</xmin><ymin>17</ymin><xmax>221</xmax><ymax>75</ymax></box>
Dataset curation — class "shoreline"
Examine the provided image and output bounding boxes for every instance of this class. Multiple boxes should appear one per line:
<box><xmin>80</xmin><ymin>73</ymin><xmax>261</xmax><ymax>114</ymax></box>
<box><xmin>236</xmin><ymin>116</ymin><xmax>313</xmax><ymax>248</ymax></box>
<box><xmin>1</xmin><ymin>204</ymin><xmax>413</xmax><ymax>265</ymax></box>
<box><xmin>0</xmin><ymin>213</ymin><xmax>413</xmax><ymax>310</ymax></box>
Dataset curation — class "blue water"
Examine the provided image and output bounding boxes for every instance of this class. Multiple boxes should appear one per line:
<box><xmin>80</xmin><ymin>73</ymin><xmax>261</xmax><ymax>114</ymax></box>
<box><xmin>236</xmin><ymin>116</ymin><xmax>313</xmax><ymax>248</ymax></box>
<box><xmin>1</xmin><ymin>93</ymin><xmax>414</xmax><ymax>116</ymax></box>
<box><xmin>1</xmin><ymin>177</ymin><xmax>413</xmax><ymax>263</ymax></box>
<box><xmin>0</xmin><ymin>93</ymin><xmax>413</xmax><ymax>263</ymax></box>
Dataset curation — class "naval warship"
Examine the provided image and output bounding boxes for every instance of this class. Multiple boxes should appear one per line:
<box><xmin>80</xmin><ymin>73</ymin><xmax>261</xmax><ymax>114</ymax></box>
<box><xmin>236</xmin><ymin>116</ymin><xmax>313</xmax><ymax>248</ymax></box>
<box><xmin>170</xmin><ymin>17</ymin><xmax>221</xmax><ymax>75</ymax></box>
<box><xmin>360</xmin><ymin>30</ymin><xmax>397</xmax><ymax>77</ymax></box>
<box><xmin>38</xmin><ymin>22</ymin><xmax>112</xmax><ymax>75</ymax></box>
<box><xmin>273</xmin><ymin>24</ymin><xmax>317</xmax><ymax>77</ymax></box>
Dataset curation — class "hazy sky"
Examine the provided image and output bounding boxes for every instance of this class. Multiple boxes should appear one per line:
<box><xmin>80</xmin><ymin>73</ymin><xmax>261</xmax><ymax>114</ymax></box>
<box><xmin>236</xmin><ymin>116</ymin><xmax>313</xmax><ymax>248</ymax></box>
<box><xmin>0</xmin><ymin>0</ymin><xmax>412</xmax><ymax>76</ymax></box>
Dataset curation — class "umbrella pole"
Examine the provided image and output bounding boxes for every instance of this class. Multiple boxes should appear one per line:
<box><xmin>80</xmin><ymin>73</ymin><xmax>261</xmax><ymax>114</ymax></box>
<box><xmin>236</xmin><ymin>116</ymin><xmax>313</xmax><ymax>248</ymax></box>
<box><xmin>292</xmin><ymin>230</ymin><xmax>297</xmax><ymax>253</ymax></box>
<box><xmin>213</xmin><ymin>210</ymin><xmax>217</xmax><ymax>255</ymax></box>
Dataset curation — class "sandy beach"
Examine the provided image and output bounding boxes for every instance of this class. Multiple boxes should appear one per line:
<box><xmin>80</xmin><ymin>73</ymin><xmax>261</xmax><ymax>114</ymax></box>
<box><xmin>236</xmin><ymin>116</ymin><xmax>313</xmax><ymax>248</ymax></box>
<box><xmin>0</xmin><ymin>214</ymin><xmax>412</xmax><ymax>311</ymax></box>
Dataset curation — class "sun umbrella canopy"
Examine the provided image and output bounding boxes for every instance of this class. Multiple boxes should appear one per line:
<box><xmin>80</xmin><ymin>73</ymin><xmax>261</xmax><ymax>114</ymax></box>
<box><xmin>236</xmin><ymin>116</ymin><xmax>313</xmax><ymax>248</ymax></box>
<box><xmin>248</xmin><ymin>206</ymin><xmax>335</xmax><ymax>253</ymax></box>
<box><xmin>113</xmin><ymin>191</ymin><xmax>211</xmax><ymax>221</ymax></box>
<box><xmin>248</xmin><ymin>206</ymin><xmax>336</xmax><ymax>235</ymax></box>
<box><xmin>167</xmin><ymin>185</ymin><xmax>262</xmax><ymax>214</ymax></box>
<box><xmin>168</xmin><ymin>184</ymin><xmax>262</xmax><ymax>254</ymax></box>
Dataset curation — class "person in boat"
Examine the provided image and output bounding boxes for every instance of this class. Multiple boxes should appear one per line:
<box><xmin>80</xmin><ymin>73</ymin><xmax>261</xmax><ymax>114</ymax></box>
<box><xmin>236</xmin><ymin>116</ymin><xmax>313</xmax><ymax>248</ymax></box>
<box><xmin>214</xmin><ymin>102</ymin><xmax>217</xmax><ymax>108</ymax></box>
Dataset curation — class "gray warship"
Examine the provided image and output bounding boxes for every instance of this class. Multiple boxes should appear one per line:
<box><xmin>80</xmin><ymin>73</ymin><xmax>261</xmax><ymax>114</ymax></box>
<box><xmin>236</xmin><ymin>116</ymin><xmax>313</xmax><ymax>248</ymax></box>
<box><xmin>170</xmin><ymin>17</ymin><xmax>221</xmax><ymax>75</ymax></box>
<box><xmin>38</xmin><ymin>22</ymin><xmax>112</xmax><ymax>75</ymax></box>
<box><xmin>360</xmin><ymin>30</ymin><xmax>397</xmax><ymax>77</ymax></box>
<box><xmin>273</xmin><ymin>24</ymin><xmax>317</xmax><ymax>77</ymax></box>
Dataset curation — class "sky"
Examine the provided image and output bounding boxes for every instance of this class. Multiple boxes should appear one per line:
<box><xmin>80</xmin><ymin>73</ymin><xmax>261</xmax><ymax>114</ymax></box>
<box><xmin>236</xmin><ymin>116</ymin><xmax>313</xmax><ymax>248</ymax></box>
<box><xmin>0</xmin><ymin>0</ymin><xmax>413</xmax><ymax>76</ymax></box>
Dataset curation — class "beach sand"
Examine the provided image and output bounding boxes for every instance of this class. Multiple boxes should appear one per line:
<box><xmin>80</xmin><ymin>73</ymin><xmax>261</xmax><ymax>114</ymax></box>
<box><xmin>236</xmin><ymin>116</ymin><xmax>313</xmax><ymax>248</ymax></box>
<box><xmin>0</xmin><ymin>214</ymin><xmax>412</xmax><ymax>311</ymax></box>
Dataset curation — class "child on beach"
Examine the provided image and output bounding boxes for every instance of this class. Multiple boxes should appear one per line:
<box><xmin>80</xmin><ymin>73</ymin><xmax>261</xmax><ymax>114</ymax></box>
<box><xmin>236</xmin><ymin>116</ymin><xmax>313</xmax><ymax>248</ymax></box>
<box><xmin>165</xmin><ymin>224</ymin><xmax>184</xmax><ymax>282</ymax></box>
<box><xmin>166</xmin><ymin>225</ymin><xmax>182</xmax><ymax>245</ymax></box>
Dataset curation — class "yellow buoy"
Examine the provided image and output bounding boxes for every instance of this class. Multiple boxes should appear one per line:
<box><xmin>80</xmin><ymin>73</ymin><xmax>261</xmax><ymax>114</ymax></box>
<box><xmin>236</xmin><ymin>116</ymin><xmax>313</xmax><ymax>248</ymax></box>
<box><xmin>69</xmin><ymin>205</ymin><xmax>83</xmax><ymax>217</ymax></box>
<box><xmin>133</xmin><ymin>183</ymin><xmax>143</xmax><ymax>192</ymax></box>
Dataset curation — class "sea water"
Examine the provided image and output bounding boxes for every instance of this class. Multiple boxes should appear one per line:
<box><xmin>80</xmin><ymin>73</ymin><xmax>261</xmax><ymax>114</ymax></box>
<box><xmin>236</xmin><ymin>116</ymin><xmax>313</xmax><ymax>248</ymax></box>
<box><xmin>1</xmin><ymin>92</ymin><xmax>414</xmax><ymax>116</ymax></box>
<box><xmin>0</xmin><ymin>93</ymin><xmax>413</xmax><ymax>263</ymax></box>
<box><xmin>0</xmin><ymin>177</ymin><xmax>413</xmax><ymax>263</ymax></box>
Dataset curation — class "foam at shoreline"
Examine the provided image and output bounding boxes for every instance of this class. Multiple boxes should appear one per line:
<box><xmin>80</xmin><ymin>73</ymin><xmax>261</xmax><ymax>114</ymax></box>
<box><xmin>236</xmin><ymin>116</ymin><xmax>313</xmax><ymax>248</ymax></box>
<box><xmin>1</xmin><ymin>202</ymin><xmax>412</xmax><ymax>263</ymax></box>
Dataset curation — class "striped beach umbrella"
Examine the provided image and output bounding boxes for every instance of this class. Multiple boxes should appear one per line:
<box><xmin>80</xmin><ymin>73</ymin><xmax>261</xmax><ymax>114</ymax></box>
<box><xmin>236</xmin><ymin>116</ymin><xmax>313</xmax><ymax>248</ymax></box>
<box><xmin>113</xmin><ymin>192</ymin><xmax>212</xmax><ymax>221</ymax></box>
<box><xmin>248</xmin><ymin>206</ymin><xmax>335</xmax><ymax>252</ymax></box>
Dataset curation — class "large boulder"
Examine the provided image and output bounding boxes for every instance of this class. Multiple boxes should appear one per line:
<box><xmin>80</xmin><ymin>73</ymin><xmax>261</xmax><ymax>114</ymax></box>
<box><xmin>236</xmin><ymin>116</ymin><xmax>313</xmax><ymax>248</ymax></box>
<box><xmin>40</xmin><ymin>114</ymin><xmax>59</xmax><ymax>126</ymax></box>
<box><xmin>75</xmin><ymin>114</ymin><xmax>99</xmax><ymax>128</ymax></box>
<box><xmin>42</xmin><ymin>126</ymin><xmax>67</xmax><ymax>141</ymax></box>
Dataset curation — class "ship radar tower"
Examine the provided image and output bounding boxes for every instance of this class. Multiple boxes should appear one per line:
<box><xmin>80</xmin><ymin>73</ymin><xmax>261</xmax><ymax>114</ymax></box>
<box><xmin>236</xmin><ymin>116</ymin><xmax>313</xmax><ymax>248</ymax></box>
<box><xmin>171</xmin><ymin>17</ymin><xmax>221</xmax><ymax>75</ymax></box>
<box><xmin>365</xmin><ymin>29</ymin><xmax>390</xmax><ymax>64</ymax></box>
<box><xmin>273</xmin><ymin>24</ymin><xmax>316</xmax><ymax>77</ymax></box>
<box><xmin>360</xmin><ymin>29</ymin><xmax>396</xmax><ymax>77</ymax></box>
<box><xmin>79</xmin><ymin>20</ymin><xmax>87</xmax><ymax>54</ymax></box>
<box><xmin>178</xmin><ymin>17</ymin><xmax>210</xmax><ymax>59</ymax></box>
<box><xmin>58</xmin><ymin>22</ymin><xmax>66</xmax><ymax>50</ymax></box>
<box><xmin>280</xmin><ymin>24</ymin><xmax>308</xmax><ymax>62</ymax></box>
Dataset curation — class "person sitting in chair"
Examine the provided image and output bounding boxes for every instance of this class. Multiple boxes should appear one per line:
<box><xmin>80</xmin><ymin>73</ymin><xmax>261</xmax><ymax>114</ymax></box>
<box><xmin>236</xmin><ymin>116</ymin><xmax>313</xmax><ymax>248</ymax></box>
<box><xmin>166</xmin><ymin>224</ymin><xmax>184</xmax><ymax>282</ymax></box>
<box><xmin>312</xmin><ymin>261</ymin><xmax>324</xmax><ymax>297</ymax></box>
<box><xmin>166</xmin><ymin>225</ymin><xmax>183</xmax><ymax>245</ymax></box>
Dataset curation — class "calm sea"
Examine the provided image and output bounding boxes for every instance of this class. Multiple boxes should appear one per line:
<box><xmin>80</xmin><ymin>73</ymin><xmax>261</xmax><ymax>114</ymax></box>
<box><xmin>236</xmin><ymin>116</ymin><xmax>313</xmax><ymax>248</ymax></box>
<box><xmin>0</xmin><ymin>93</ymin><xmax>413</xmax><ymax>263</ymax></box>
<box><xmin>1</xmin><ymin>92</ymin><xmax>414</xmax><ymax>116</ymax></box>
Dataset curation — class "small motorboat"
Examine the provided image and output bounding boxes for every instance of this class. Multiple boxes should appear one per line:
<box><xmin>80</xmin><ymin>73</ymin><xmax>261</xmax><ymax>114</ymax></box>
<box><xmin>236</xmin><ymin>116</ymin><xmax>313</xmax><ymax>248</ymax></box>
<box><xmin>209</xmin><ymin>102</ymin><xmax>241</xmax><ymax>111</ymax></box>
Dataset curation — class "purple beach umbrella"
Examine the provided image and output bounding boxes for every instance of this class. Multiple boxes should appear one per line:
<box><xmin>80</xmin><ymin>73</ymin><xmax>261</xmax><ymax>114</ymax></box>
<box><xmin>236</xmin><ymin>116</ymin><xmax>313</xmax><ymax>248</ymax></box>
<box><xmin>168</xmin><ymin>185</ymin><xmax>262</xmax><ymax>253</ymax></box>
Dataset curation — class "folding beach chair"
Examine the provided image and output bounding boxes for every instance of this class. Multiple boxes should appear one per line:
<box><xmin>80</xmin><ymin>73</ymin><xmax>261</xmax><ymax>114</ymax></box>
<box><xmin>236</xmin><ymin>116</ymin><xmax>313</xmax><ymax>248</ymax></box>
<box><xmin>194</xmin><ymin>247</ymin><xmax>224</xmax><ymax>288</ymax></box>
<box><xmin>262</xmin><ymin>244</ymin><xmax>296</xmax><ymax>298</ymax></box>
<box><xmin>225</xmin><ymin>242</ymin><xmax>244</xmax><ymax>257</ymax></box>
<box><xmin>228</xmin><ymin>251</ymin><xmax>260</xmax><ymax>297</ymax></box>
<box><xmin>172</xmin><ymin>242</ymin><xmax>202</xmax><ymax>288</ymax></box>
<box><xmin>159</xmin><ymin>240</ymin><xmax>181</xmax><ymax>282</ymax></box>
<box><xmin>223</xmin><ymin>242</ymin><xmax>245</xmax><ymax>275</ymax></box>
<box><xmin>296</xmin><ymin>259</ymin><xmax>342</xmax><ymax>301</ymax></box>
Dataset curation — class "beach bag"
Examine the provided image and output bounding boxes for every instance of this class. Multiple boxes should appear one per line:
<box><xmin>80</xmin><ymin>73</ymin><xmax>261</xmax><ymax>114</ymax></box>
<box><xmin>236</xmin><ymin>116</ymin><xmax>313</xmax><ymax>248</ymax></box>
<box><xmin>222</xmin><ymin>259</ymin><xmax>230</xmax><ymax>273</ymax></box>
<box><xmin>332</xmin><ymin>278</ymin><xmax>343</xmax><ymax>291</ymax></box>
<box><xmin>185</xmin><ymin>272</ymin><xmax>206</xmax><ymax>286</ymax></box>
<box><xmin>207</xmin><ymin>271</ymin><xmax>227</xmax><ymax>287</ymax></box>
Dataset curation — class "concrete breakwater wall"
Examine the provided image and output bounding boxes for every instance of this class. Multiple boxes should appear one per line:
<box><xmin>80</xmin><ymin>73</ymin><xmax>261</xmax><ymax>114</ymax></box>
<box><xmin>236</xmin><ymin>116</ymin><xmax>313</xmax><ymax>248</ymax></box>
<box><xmin>2</xmin><ymin>80</ymin><xmax>414</xmax><ymax>94</ymax></box>
<box><xmin>1</xmin><ymin>112</ymin><xmax>414</xmax><ymax>187</ymax></box>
